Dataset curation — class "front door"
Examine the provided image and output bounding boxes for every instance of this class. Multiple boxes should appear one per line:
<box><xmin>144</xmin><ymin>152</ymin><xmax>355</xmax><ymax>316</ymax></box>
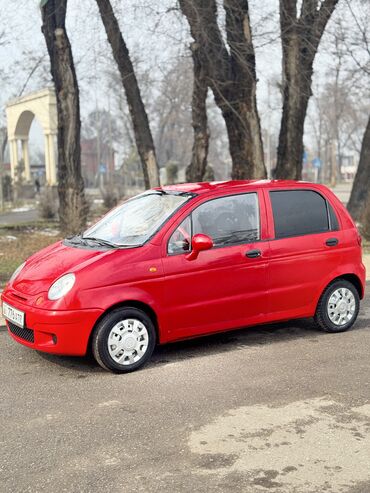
<box><xmin>161</xmin><ymin>191</ymin><xmax>269</xmax><ymax>341</ymax></box>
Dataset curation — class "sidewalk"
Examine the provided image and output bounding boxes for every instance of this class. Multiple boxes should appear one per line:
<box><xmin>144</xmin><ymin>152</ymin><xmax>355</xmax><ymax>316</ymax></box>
<box><xmin>363</xmin><ymin>254</ymin><xmax>370</xmax><ymax>279</ymax></box>
<box><xmin>1</xmin><ymin>256</ymin><xmax>370</xmax><ymax>326</ymax></box>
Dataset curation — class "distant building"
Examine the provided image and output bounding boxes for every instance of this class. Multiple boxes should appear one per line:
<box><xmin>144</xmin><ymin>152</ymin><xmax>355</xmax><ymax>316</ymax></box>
<box><xmin>340</xmin><ymin>155</ymin><xmax>357</xmax><ymax>181</ymax></box>
<box><xmin>81</xmin><ymin>138</ymin><xmax>115</xmax><ymax>187</ymax></box>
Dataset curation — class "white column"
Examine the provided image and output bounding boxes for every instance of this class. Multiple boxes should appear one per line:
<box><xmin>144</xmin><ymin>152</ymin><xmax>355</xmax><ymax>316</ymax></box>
<box><xmin>48</xmin><ymin>134</ymin><xmax>57</xmax><ymax>185</ymax></box>
<box><xmin>21</xmin><ymin>139</ymin><xmax>31</xmax><ymax>182</ymax></box>
<box><xmin>44</xmin><ymin>134</ymin><xmax>51</xmax><ymax>185</ymax></box>
<box><xmin>9</xmin><ymin>139</ymin><xmax>18</xmax><ymax>181</ymax></box>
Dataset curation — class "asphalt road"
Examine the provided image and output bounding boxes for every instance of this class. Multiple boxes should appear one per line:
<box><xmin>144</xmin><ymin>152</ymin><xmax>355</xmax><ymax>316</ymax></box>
<box><xmin>0</xmin><ymin>208</ymin><xmax>39</xmax><ymax>226</ymax></box>
<box><xmin>1</xmin><ymin>287</ymin><xmax>370</xmax><ymax>493</ymax></box>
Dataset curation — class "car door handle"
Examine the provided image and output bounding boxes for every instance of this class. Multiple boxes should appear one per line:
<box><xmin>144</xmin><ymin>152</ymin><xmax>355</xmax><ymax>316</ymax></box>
<box><xmin>245</xmin><ymin>249</ymin><xmax>262</xmax><ymax>258</ymax></box>
<box><xmin>326</xmin><ymin>238</ymin><xmax>339</xmax><ymax>247</ymax></box>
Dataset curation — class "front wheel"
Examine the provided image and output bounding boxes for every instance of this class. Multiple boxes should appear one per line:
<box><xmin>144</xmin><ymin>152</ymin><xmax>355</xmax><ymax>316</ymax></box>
<box><xmin>92</xmin><ymin>307</ymin><xmax>156</xmax><ymax>373</ymax></box>
<box><xmin>314</xmin><ymin>279</ymin><xmax>360</xmax><ymax>333</ymax></box>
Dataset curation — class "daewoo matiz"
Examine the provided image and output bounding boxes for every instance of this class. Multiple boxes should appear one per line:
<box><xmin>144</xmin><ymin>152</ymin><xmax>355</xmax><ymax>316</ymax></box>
<box><xmin>1</xmin><ymin>180</ymin><xmax>366</xmax><ymax>372</ymax></box>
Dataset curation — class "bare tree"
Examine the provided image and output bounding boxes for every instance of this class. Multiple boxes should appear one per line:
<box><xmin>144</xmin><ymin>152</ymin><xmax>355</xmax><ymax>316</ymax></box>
<box><xmin>359</xmin><ymin>124</ymin><xmax>370</xmax><ymax>238</ymax></box>
<box><xmin>179</xmin><ymin>0</ymin><xmax>266</xmax><ymax>179</ymax></box>
<box><xmin>275</xmin><ymin>0</ymin><xmax>339</xmax><ymax>179</ymax></box>
<box><xmin>307</xmin><ymin>76</ymin><xmax>366</xmax><ymax>184</ymax></box>
<box><xmin>153</xmin><ymin>58</ymin><xmax>193</xmax><ymax>170</ymax></box>
<box><xmin>41</xmin><ymin>0</ymin><xmax>88</xmax><ymax>235</ymax></box>
<box><xmin>186</xmin><ymin>42</ymin><xmax>209</xmax><ymax>182</ymax></box>
<box><xmin>345</xmin><ymin>0</ymin><xmax>370</xmax><ymax>221</ymax></box>
<box><xmin>349</xmin><ymin>117</ymin><xmax>370</xmax><ymax>227</ymax></box>
<box><xmin>95</xmin><ymin>0</ymin><xmax>160</xmax><ymax>189</ymax></box>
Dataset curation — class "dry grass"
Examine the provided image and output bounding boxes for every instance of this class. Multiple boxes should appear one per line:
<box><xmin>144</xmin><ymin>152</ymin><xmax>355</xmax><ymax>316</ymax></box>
<box><xmin>362</xmin><ymin>241</ymin><xmax>370</xmax><ymax>255</ymax></box>
<box><xmin>0</xmin><ymin>225</ymin><xmax>61</xmax><ymax>288</ymax></box>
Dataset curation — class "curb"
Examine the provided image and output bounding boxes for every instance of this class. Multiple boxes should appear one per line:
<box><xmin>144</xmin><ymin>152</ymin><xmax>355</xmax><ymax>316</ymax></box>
<box><xmin>0</xmin><ymin>290</ymin><xmax>4</xmax><ymax>326</ymax></box>
<box><xmin>363</xmin><ymin>255</ymin><xmax>370</xmax><ymax>281</ymax></box>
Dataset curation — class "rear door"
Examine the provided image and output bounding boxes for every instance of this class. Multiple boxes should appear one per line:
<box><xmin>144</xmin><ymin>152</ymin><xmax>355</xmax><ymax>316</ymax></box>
<box><xmin>265</xmin><ymin>188</ymin><xmax>343</xmax><ymax>320</ymax></box>
<box><xmin>161</xmin><ymin>191</ymin><xmax>269</xmax><ymax>340</ymax></box>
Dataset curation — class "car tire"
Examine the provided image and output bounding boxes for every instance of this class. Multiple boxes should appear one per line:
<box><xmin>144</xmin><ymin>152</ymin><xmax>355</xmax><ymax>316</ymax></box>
<box><xmin>314</xmin><ymin>279</ymin><xmax>360</xmax><ymax>333</ymax></box>
<box><xmin>92</xmin><ymin>307</ymin><xmax>156</xmax><ymax>373</ymax></box>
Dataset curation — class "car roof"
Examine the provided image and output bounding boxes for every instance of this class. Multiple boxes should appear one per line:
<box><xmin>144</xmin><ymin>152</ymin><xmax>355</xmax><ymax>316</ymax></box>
<box><xmin>157</xmin><ymin>180</ymin><xmax>323</xmax><ymax>196</ymax></box>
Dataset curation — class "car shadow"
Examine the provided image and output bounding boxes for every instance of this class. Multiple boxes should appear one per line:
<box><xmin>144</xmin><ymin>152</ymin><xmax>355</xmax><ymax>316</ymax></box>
<box><xmin>151</xmin><ymin>313</ymin><xmax>369</xmax><ymax>365</ymax></box>
<box><xmin>35</xmin><ymin>309</ymin><xmax>369</xmax><ymax>374</ymax></box>
<box><xmin>37</xmin><ymin>351</ymin><xmax>104</xmax><ymax>373</ymax></box>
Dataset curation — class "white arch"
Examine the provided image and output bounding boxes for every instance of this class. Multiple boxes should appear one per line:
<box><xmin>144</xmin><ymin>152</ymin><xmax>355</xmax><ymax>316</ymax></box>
<box><xmin>6</xmin><ymin>88</ymin><xmax>58</xmax><ymax>185</ymax></box>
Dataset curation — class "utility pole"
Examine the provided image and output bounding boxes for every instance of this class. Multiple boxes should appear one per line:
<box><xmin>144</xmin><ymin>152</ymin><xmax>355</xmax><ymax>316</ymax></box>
<box><xmin>0</xmin><ymin>128</ymin><xmax>5</xmax><ymax>211</ymax></box>
<box><xmin>266</xmin><ymin>81</ymin><xmax>272</xmax><ymax>178</ymax></box>
<box><xmin>108</xmin><ymin>94</ymin><xmax>113</xmax><ymax>185</ymax></box>
<box><xmin>330</xmin><ymin>139</ymin><xmax>337</xmax><ymax>188</ymax></box>
<box><xmin>94</xmin><ymin>104</ymin><xmax>102</xmax><ymax>189</ymax></box>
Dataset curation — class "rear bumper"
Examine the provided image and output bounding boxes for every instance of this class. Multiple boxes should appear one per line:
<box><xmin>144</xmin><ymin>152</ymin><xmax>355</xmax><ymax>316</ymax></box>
<box><xmin>1</xmin><ymin>292</ymin><xmax>103</xmax><ymax>356</ymax></box>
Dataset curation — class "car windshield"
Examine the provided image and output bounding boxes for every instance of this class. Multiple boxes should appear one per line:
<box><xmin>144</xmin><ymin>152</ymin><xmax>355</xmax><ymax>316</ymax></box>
<box><xmin>83</xmin><ymin>191</ymin><xmax>193</xmax><ymax>247</ymax></box>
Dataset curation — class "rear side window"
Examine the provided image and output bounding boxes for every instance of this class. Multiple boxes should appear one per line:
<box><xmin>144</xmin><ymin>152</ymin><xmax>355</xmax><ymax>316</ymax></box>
<box><xmin>327</xmin><ymin>202</ymin><xmax>339</xmax><ymax>231</ymax></box>
<box><xmin>270</xmin><ymin>190</ymin><xmax>336</xmax><ymax>239</ymax></box>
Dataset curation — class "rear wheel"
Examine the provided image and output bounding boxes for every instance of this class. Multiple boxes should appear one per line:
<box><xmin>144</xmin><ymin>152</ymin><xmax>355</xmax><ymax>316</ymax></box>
<box><xmin>92</xmin><ymin>307</ymin><xmax>156</xmax><ymax>373</ymax></box>
<box><xmin>314</xmin><ymin>279</ymin><xmax>360</xmax><ymax>333</ymax></box>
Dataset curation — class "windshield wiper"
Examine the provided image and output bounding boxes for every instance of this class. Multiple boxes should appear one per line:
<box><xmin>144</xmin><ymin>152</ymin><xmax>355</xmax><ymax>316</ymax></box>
<box><xmin>66</xmin><ymin>233</ymin><xmax>89</xmax><ymax>246</ymax></box>
<box><xmin>81</xmin><ymin>236</ymin><xmax>121</xmax><ymax>248</ymax></box>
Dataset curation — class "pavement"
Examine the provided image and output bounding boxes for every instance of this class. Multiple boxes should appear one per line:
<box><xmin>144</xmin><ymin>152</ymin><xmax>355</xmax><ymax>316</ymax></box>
<box><xmin>0</xmin><ymin>207</ymin><xmax>39</xmax><ymax>226</ymax></box>
<box><xmin>1</xmin><ymin>285</ymin><xmax>370</xmax><ymax>493</ymax></box>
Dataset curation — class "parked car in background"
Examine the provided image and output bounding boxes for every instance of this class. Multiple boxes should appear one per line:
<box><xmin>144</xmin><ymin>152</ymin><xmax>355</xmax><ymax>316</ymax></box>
<box><xmin>1</xmin><ymin>180</ymin><xmax>366</xmax><ymax>372</ymax></box>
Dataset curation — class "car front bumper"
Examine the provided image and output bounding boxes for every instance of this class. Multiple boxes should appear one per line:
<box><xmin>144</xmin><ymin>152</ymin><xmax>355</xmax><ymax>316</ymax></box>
<box><xmin>1</xmin><ymin>291</ymin><xmax>103</xmax><ymax>356</ymax></box>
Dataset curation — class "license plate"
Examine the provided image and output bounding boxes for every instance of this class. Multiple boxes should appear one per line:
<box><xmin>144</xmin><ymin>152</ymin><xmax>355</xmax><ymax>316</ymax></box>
<box><xmin>2</xmin><ymin>302</ymin><xmax>25</xmax><ymax>328</ymax></box>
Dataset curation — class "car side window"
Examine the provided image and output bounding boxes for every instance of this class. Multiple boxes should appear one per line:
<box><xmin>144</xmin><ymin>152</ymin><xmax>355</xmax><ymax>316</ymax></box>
<box><xmin>168</xmin><ymin>216</ymin><xmax>192</xmax><ymax>255</ymax></box>
<box><xmin>327</xmin><ymin>201</ymin><xmax>339</xmax><ymax>230</ymax></box>
<box><xmin>270</xmin><ymin>190</ymin><xmax>336</xmax><ymax>239</ymax></box>
<box><xmin>193</xmin><ymin>193</ymin><xmax>260</xmax><ymax>247</ymax></box>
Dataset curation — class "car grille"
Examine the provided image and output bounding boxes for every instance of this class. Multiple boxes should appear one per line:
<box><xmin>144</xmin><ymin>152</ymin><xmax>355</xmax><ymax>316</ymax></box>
<box><xmin>8</xmin><ymin>322</ymin><xmax>34</xmax><ymax>343</ymax></box>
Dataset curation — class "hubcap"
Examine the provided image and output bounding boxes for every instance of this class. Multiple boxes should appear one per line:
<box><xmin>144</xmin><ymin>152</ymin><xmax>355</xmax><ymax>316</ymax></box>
<box><xmin>327</xmin><ymin>288</ymin><xmax>356</xmax><ymax>326</ymax></box>
<box><xmin>107</xmin><ymin>319</ymin><xmax>149</xmax><ymax>366</ymax></box>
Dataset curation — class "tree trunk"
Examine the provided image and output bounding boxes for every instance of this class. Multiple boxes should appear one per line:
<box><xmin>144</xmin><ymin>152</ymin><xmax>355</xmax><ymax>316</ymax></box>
<box><xmin>224</xmin><ymin>0</ymin><xmax>265</xmax><ymax>179</ymax></box>
<box><xmin>347</xmin><ymin>116</ymin><xmax>370</xmax><ymax>222</ymax></box>
<box><xmin>218</xmin><ymin>96</ymin><xmax>265</xmax><ymax>179</ymax></box>
<box><xmin>276</xmin><ymin>75</ymin><xmax>312</xmax><ymax>179</ymax></box>
<box><xmin>180</xmin><ymin>0</ymin><xmax>266</xmax><ymax>179</ymax></box>
<box><xmin>275</xmin><ymin>0</ymin><xmax>339</xmax><ymax>179</ymax></box>
<box><xmin>95</xmin><ymin>0</ymin><xmax>159</xmax><ymax>189</ymax></box>
<box><xmin>186</xmin><ymin>43</ymin><xmax>209</xmax><ymax>183</ymax></box>
<box><xmin>41</xmin><ymin>0</ymin><xmax>87</xmax><ymax>235</ymax></box>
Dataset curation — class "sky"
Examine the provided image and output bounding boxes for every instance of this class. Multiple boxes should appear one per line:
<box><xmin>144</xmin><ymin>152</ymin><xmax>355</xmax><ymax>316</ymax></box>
<box><xmin>0</xmin><ymin>0</ymin><xmax>368</xmax><ymax>163</ymax></box>
<box><xmin>0</xmin><ymin>0</ymin><xmax>189</xmax><ymax>154</ymax></box>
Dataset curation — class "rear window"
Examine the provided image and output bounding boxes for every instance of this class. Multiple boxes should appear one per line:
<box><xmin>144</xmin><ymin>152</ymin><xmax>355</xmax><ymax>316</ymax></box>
<box><xmin>270</xmin><ymin>190</ymin><xmax>337</xmax><ymax>239</ymax></box>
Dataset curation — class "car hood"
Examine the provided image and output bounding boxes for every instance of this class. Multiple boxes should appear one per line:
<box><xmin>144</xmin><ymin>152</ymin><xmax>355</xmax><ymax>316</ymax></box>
<box><xmin>12</xmin><ymin>240</ymin><xmax>115</xmax><ymax>296</ymax></box>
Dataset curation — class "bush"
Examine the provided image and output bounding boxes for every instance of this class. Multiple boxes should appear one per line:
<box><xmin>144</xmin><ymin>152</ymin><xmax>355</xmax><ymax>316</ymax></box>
<box><xmin>203</xmin><ymin>165</ymin><xmax>215</xmax><ymax>181</ymax></box>
<box><xmin>101</xmin><ymin>183</ymin><xmax>119</xmax><ymax>211</ymax></box>
<box><xmin>166</xmin><ymin>162</ymin><xmax>178</xmax><ymax>185</ymax></box>
<box><xmin>2</xmin><ymin>175</ymin><xmax>13</xmax><ymax>201</ymax></box>
<box><xmin>37</xmin><ymin>187</ymin><xmax>58</xmax><ymax>220</ymax></box>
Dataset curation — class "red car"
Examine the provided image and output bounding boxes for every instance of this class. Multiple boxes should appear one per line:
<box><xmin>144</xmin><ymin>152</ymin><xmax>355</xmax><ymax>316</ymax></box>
<box><xmin>1</xmin><ymin>180</ymin><xmax>366</xmax><ymax>373</ymax></box>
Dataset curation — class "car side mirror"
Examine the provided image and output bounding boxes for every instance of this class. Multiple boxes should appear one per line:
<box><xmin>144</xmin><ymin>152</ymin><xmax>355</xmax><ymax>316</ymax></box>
<box><xmin>186</xmin><ymin>234</ymin><xmax>213</xmax><ymax>261</ymax></box>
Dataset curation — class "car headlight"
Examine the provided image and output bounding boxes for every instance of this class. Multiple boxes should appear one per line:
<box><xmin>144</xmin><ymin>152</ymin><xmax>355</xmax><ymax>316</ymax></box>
<box><xmin>10</xmin><ymin>262</ymin><xmax>26</xmax><ymax>283</ymax></box>
<box><xmin>48</xmin><ymin>273</ymin><xmax>76</xmax><ymax>300</ymax></box>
